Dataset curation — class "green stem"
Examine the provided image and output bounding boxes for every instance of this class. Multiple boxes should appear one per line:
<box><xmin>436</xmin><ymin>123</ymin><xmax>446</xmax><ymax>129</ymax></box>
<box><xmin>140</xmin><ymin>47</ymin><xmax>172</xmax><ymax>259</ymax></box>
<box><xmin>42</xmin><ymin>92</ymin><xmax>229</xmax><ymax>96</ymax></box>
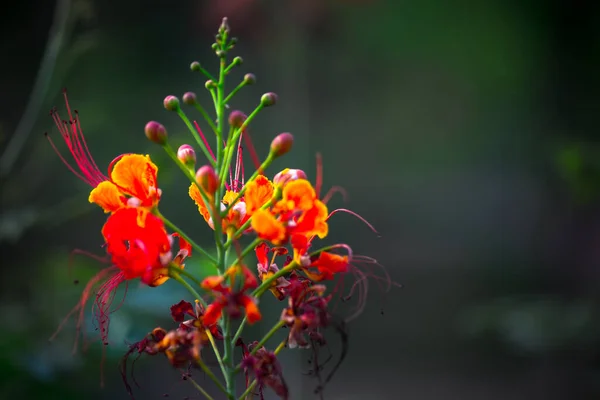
<box><xmin>223</xmin><ymin>80</ymin><xmax>247</xmax><ymax>105</ymax></box>
<box><xmin>196</xmin><ymin>65</ymin><xmax>216</xmax><ymax>81</ymax></box>
<box><xmin>197</xmin><ymin>357</ymin><xmax>229</xmax><ymax>395</ymax></box>
<box><xmin>168</xmin><ymin>266</ymin><xmax>207</xmax><ymax>308</ymax></box>
<box><xmin>231</xmin><ymin>316</ymin><xmax>247</xmax><ymax>345</ymax></box>
<box><xmin>234</xmin><ymin>320</ymin><xmax>285</xmax><ymax>373</ymax></box>
<box><xmin>206</xmin><ymin>330</ymin><xmax>228</xmax><ymax>383</ymax></box>
<box><xmin>252</xmin><ymin>261</ymin><xmax>298</xmax><ymax>298</ymax></box>
<box><xmin>187</xmin><ymin>375</ymin><xmax>216</xmax><ymax>400</ymax></box>
<box><xmin>193</xmin><ymin>103</ymin><xmax>218</xmax><ymax>135</ymax></box>
<box><xmin>235</xmin><ymin>238</ymin><xmax>262</xmax><ymax>265</ymax></box>
<box><xmin>176</xmin><ymin>108</ymin><xmax>216</xmax><ymax>166</ymax></box>
<box><xmin>218</xmin><ymin>103</ymin><xmax>264</xmax><ymax>186</ymax></box>
<box><xmin>222</xmin><ymin>314</ymin><xmax>235</xmax><ymax>399</ymax></box>
<box><xmin>236</xmin><ymin>339</ymin><xmax>287</xmax><ymax>400</ymax></box>
<box><xmin>156</xmin><ymin>209</ymin><xmax>217</xmax><ymax>267</ymax></box>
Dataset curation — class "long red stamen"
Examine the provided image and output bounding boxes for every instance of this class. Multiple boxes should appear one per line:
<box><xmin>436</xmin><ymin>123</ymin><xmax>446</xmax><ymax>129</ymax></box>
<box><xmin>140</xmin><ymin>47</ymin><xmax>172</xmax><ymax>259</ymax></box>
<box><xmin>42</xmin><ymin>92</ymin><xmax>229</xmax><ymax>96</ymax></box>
<box><xmin>322</xmin><ymin>186</ymin><xmax>349</xmax><ymax>204</ymax></box>
<box><xmin>47</xmin><ymin>90</ymin><xmax>107</xmax><ymax>187</ymax></box>
<box><xmin>315</xmin><ymin>153</ymin><xmax>323</xmax><ymax>198</ymax></box>
<box><xmin>327</xmin><ymin>208</ymin><xmax>381</xmax><ymax>237</ymax></box>
<box><xmin>193</xmin><ymin>121</ymin><xmax>216</xmax><ymax>161</ymax></box>
<box><xmin>234</xmin><ymin>134</ymin><xmax>244</xmax><ymax>191</ymax></box>
<box><xmin>241</xmin><ymin>128</ymin><xmax>261</xmax><ymax>170</ymax></box>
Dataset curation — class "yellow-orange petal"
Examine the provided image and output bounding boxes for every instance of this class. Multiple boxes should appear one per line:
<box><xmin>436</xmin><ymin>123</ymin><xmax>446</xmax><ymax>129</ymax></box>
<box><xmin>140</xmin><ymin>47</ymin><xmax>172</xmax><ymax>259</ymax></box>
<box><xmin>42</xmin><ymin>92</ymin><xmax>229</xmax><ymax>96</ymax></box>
<box><xmin>110</xmin><ymin>154</ymin><xmax>159</xmax><ymax>204</ymax></box>
<box><xmin>240</xmin><ymin>296</ymin><xmax>262</xmax><ymax>324</ymax></box>
<box><xmin>244</xmin><ymin>175</ymin><xmax>274</xmax><ymax>215</ymax></box>
<box><xmin>251</xmin><ymin>209</ymin><xmax>286</xmax><ymax>245</ymax></box>
<box><xmin>189</xmin><ymin>183</ymin><xmax>210</xmax><ymax>222</ymax></box>
<box><xmin>201</xmin><ymin>275</ymin><xmax>225</xmax><ymax>290</ymax></box>
<box><xmin>88</xmin><ymin>180</ymin><xmax>125</xmax><ymax>213</ymax></box>
<box><xmin>278</xmin><ymin>179</ymin><xmax>316</xmax><ymax>212</ymax></box>
<box><xmin>146</xmin><ymin>267</ymin><xmax>171</xmax><ymax>287</ymax></box>
<box><xmin>222</xmin><ymin>190</ymin><xmax>238</xmax><ymax>206</ymax></box>
<box><xmin>312</xmin><ymin>200</ymin><xmax>329</xmax><ymax>238</ymax></box>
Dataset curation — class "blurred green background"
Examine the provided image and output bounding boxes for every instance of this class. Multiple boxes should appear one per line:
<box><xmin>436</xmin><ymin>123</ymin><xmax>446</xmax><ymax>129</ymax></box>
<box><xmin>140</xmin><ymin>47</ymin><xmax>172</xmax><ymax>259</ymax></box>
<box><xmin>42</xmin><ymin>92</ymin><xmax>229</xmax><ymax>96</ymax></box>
<box><xmin>2</xmin><ymin>0</ymin><xmax>600</xmax><ymax>399</ymax></box>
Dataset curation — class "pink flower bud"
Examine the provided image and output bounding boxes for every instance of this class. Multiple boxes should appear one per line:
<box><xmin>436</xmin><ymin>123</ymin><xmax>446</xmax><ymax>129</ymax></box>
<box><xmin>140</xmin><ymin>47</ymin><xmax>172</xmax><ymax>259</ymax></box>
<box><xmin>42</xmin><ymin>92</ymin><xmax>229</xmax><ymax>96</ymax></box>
<box><xmin>195</xmin><ymin>165</ymin><xmax>219</xmax><ymax>196</ymax></box>
<box><xmin>144</xmin><ymin>121</ymin><xmax>167</xmax><ymax>145</ymax></box>
<box><xmin>260</xmin><ymin>92</ymin><xmax>278</xmax><ymax>107</ymax></box>
<box><xmin>163</xmin><ymin>95</ymin><xmax>180</xmax><ymax>111</ymax></box>
<box><xmin>273</xmin><ymin>168</ymin><xmax>307</xmax><ymax>187</ymax></box>
<box><xmin>228</xmin><ymin>110</ymin><xmax>247</xmax><ymax>128</ymax></box>
<box><xmin>244</xmin><ymin>73</ymin><xmax>256</xmax><ymax>85</ymax></box>
<box><xmin>177</xmin><ymin>144</ymin><xmax>196</xmax><ymax>167</ymax></box>
<box><xmin>270</xmin><ymin>132</ymin><xmax>293</xmax><ymax>158</ymax></box>
<box><xmin>182</xmin><ymin>92</ymin><xmax>197</xmax><ymax>105</ymax></box>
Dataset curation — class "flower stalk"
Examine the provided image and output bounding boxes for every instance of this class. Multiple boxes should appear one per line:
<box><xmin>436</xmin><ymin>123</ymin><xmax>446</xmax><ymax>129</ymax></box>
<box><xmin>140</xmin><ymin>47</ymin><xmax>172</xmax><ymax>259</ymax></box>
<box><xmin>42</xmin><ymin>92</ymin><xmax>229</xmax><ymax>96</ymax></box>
<box><xmin>48</xmin><ymin>17</ymin><xmax>391</xmax><ymax>400</ymax></box>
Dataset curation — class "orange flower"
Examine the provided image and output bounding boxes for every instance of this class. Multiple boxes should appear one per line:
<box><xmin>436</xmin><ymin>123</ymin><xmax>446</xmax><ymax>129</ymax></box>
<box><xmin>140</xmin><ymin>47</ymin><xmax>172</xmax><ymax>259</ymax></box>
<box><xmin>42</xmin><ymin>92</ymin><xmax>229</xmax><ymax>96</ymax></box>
<box><xmin>49</xmin><ymin>93</ymin><xmax>161</xmax><ymax>218</ymax></box>
<box><xmin>251</xmin><ymin>179</ymin><xmax>328</xmax><ymax>245</ymax></box>
<box><xmin>90</xmin><ymin>154</ymin><xmax>160</xmax><ymax>214</ymax></box>
<box><xmin>244</xmin><ymin>175</ymin><xmax>274</xmax><ymax>215</ymax></box>
<box><xmin>189</xmin><ymin>174</ymin><xmax>274</xmax><ymax>232</ymax></box>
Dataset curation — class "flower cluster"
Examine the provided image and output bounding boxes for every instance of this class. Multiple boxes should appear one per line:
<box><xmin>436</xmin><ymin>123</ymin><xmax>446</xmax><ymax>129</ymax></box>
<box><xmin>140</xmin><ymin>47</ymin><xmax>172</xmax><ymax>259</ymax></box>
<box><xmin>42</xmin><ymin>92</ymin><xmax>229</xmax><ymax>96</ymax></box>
<box><xmin>49</xmin><ymin>18</ymin><xmax>392</xmax><ymax>400</ymax></box>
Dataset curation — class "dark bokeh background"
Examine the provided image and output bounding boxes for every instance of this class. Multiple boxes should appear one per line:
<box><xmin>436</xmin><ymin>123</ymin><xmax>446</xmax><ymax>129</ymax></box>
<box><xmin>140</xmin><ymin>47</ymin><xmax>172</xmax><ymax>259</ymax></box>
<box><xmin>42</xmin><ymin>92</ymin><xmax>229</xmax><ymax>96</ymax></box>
<box><xmin>2</xmin><ymin>0</ymin><xmax>600</xmax><ymax>399</ymax></box>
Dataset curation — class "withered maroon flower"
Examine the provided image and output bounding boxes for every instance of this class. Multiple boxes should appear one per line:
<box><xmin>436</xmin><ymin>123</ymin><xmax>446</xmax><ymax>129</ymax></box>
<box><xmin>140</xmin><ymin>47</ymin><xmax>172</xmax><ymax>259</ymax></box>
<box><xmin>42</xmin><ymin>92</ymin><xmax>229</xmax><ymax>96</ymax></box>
<box><xmin>280</xmin><ymin>276</ymin><xmax>330</xmax><ymax>349</ymax></box>
<box><xmin>170</xmin><ymin>299</ymin><xmax>223</xmax><ymax>342</ymax></box>
<box><xmin>241</xmin><ymin>342</ymin><xmax>289</xmax><ymax>400</ymax></box>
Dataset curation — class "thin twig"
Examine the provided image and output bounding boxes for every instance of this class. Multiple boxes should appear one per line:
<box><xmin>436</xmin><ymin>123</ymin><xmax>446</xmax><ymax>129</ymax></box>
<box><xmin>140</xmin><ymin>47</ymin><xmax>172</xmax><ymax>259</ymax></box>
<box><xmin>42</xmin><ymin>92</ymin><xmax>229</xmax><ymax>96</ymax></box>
<box><xmin>0</xmin><ymin>0</ymin><xmax>72</xmax><ymax>177</ymax></box>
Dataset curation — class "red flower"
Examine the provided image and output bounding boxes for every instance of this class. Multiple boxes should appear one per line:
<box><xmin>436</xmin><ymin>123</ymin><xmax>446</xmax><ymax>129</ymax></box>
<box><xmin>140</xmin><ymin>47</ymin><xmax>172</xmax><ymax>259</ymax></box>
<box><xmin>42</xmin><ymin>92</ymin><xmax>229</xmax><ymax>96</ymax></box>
<box><xmin>52</xmin><ymin>210</ymin><xmax>190</xmax><ymax>353</ymax></box>
<box><xmin>201</xmin><ymin>265</ymin><xmax>261</xmax><ymax>325</ymax></box>
<box><xmin>102</xmin><ymin>208</ymin><xmax>172</xmax><ymax>285</ymax></box>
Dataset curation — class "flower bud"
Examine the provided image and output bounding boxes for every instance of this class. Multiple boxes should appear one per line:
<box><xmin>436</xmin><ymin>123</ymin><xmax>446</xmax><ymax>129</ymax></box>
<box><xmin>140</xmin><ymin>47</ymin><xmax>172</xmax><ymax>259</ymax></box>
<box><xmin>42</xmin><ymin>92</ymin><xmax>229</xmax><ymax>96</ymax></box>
<box><xmin>195</xmin><ymin>165</ymin><xmax>219</xmax><ymax>196</ymax></box>
<box><xmin>228</xmin><ymin>110</ymin><xmax>247</xmax><ymax>128</ymax></box>
<box><xmin>144</xmin><ymin>121</ymin><xmax>167</xmax><ymax>145</ymax></box>
<box><xmin>205</xmin><ymin>80</ymin><xmax>217</xmax><ymax>90</ymax></box>
<box><xmin>177</xmin><ymin>144</ymin><xmax>196</xmax><ymax>168</ymax></box>
<box><xmin>270</xmin><ymin>133</ymin><xmax>293</xmax><ymax>158</ymax></box>
<box><xmin>219</xmin><ymin>17</ymin><xmax>230</xmax><ymax>35</ymax></box>
<box><xmin>211</xmin><ymin>43</ymin><xmax>219</xmax><ymax>51</ymax></box>
<box><xmin>244</xmin><ymin>73</ymin><xmax>256</xmax><ymax>85</ymax></box>
<box><xmin>163</xmin><ymin>95</ymin><xmax>180</xmax><ymax>111</ymax></box>
<box><xmin>216</xmin><ymin>50</ymin><xmax>226</xmax><ymax>58</ymax></box>
<box><xmin>190</xmin><ymin>61</ymin><xmax>201</xmax><ymax>72</ymax></box>
<box><xmin>183</xmin><ymin>92</ymin><xmax>197</xmax><ymax>105</ymax></box>
<box><xmin>273</xmin><ymin>168</ymin><xmax>307</xmax><ymax>187</ymax></box>
<box><xmin>232</xmin><ymin>56</ymin><xmax>243</xmax><ymax>66</ymax></box>
<box><xmin>260</xmin><ymin>92</ymin><xmax>278</xmax><ymax>107</ymax></box>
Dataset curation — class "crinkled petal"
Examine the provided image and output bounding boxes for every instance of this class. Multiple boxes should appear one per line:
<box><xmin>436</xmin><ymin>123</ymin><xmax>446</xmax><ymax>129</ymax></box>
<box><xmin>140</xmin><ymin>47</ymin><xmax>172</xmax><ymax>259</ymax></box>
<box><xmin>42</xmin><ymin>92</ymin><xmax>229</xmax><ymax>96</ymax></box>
<box><xmin>88</xmin><ymin>180</ymin><xmax>125</xmax><ymax>213</ymax></box>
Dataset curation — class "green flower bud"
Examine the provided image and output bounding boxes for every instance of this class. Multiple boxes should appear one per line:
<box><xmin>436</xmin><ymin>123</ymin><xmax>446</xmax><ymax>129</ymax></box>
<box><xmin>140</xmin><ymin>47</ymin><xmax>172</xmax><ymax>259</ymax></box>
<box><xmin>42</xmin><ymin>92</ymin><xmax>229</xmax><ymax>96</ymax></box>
<box><xmin>190</xmin><ymin>61</ymin><xmax>201</xmax><ymax>72</ymax></box>
<box><xmin>163</xmin><ymin>95</ymin><xmax>180</xmax><ymax>111</ymax></box>
<box><xmin>244</xmin><ymin>73</ymin><xmax>256</xmax><ymax>85</ymax></box>
<box><xmin>260</xmin><ymin>92</ymin><xmax>278</xmax><ymax>107</ymax></box>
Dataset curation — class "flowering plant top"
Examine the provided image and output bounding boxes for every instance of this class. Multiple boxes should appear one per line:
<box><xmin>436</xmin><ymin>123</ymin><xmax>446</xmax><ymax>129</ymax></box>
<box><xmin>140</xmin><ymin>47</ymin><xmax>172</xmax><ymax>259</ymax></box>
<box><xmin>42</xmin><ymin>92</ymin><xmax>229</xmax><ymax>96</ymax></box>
<box><xmin>48</xmin><ymin>18</ymin><xmax>394</xmax><ymax>400</ymax></box>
